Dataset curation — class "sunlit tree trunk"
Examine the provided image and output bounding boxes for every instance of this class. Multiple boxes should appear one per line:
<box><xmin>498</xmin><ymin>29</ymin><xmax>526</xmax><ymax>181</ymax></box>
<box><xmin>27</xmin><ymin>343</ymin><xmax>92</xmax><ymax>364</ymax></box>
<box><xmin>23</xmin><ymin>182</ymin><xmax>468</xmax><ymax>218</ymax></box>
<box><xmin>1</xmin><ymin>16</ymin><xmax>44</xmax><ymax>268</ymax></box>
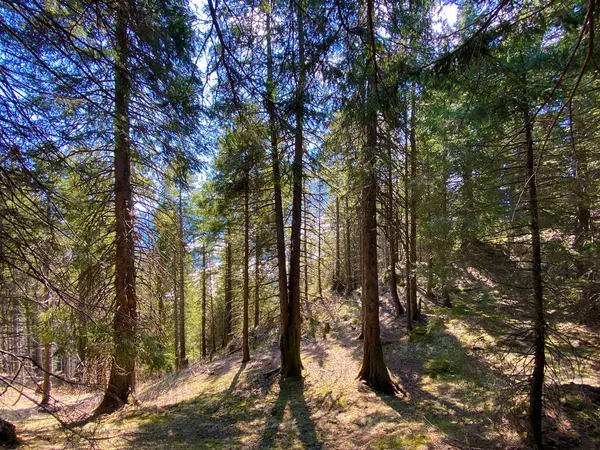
<box><xmin>358</xmin><ymin>0</ymin><xmax>396</xmax><ymax>394</ymax></box>
<box><xmin>223</xmin><ymin>228</ymin><xmax>233</xmax><ymax>348</ymax></box>
<box><xmin>254</xmin><ymin>235</ymin><xmax>261</xmax><ymax>328</ymax></box>
<box><xmin>178</xmin><ymin>187</ymin><xmax>187</xmax><ymax>369</ymax></box>
<box><xmin>96</xmin><ymin>2</ymin><xmax>137</xmax><ymax>413</ymax></box>
<box><xmin>242</xmin><ymin>175</ymin><xmax>250</xmax><ymax>363</ymax></box>
<box><xmin>282</xmin><ymin>0</ymin><xmax>305</xmax><ymax>377</ymax></box>
<box><xmin>409</xmin><ymin>87</ymin><xmax>419</xmax><ymax>321</ymax></box>
<box><xmin>266</xmin><ymin>2</ymin><xmax>290</xmax><ymax>374</ymax></box>
<box><xmin>202</xmin><ymin>247</ymin><xmax>207</xmax><ymax>359</ymax></box>
<box><xmin>387</xmin><ymin>145</ymin><xmax>403</xmax><ymax>315</ymax></box>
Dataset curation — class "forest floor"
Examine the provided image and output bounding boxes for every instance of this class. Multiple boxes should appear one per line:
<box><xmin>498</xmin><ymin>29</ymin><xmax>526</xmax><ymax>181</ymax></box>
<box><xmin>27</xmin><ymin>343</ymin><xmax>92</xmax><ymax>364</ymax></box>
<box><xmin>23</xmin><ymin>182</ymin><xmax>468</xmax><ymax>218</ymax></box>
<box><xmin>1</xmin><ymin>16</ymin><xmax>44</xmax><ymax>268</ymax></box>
<box><xmin>2</xmin><ymin>245</ymin><xmax>600</xmax><ymax>449</ymax></box>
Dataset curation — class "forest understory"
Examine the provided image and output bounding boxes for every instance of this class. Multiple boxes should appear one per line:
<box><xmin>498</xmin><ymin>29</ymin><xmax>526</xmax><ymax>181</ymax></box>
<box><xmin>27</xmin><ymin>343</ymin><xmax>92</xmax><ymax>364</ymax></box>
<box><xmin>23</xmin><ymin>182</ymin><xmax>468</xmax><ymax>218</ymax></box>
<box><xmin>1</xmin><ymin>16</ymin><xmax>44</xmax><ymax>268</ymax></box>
<box><xmin>2</xmin><ymin>246</ymin><xmax>599</xmax><ymax>450</ymax></box>
<box><xmin>1</xmin><ymin>0</ymin><xmax>599</xmax><ymax>448</ymax></box>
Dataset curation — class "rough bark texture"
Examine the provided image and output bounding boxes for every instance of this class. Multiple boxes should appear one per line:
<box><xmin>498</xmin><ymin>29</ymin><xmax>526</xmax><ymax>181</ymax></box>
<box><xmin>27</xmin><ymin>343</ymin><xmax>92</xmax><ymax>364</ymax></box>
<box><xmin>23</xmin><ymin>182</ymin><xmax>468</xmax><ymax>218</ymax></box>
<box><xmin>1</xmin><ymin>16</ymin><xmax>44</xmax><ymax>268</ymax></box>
<box><xmin>254</xmin><ymin>235</ymin><xmax>261</xmax><ymax>328</ymax></box>
<box><xmin>334</xmin><ymin>196</ymin><xmax>341</xmax><ymax>291</ymax></box>
<box><xmin>242</xmin><ymin>178</ymin><xmax>250</xmax><ymax>363</ymax></box>
<box><xmin>201</xmin><ymin>248</ymin><xmax>207</xmax><ymax>359</ymax></box>
<box><xmin>266</xmin><ymin>3</ymin><xmax>291</xmax><ymax>375</ymax></box>
<box><xmin>96</xmin><ymin>3</ymin><xmax>137</xmax><ymax>414</ymax></box>
<box><xmin>223</xmin><ymin>235</ymin><xmax>233</xmax><ymax>348</ymax></box>
<box><xmin>409</xmin><ymin>89</ymin><xmax>419</xmax><ymax>322</ymax></box>
<box><xmin>357</xmin><ymin>95</ymin><xmax>395</xmax><ymax>395</ymax></box>
<box><xmin>178</xmin><ymin>188</ymin><xmax>187</xmax><ymax>369</ymax></box>
<box><xmin>387</xmin><ymin>146</ymin><xmax>403</xmax><ymax>316</ymax></box>
<box><xmin>345</xmin><ymin>195</ymin><xmax>352</xmax><ymax>294</ymax></box>
<box><xmin>358</xmin><ymin>0</ymin><xmax>396</xmax><ymax>394</ymax></box>
<box><xmin>281</xmin><ymin>0</ymin><xmax>305</xmax><ymax>378</ymax></box>
<box><xmin>404</xmin><ymin>123</ymin><xmax>413</xmax><ymax>333</ymax></box>
<box><xmin>525</xmin><ymin>114</ymin><xmax>546</xmax><ymax>450</ymax></box>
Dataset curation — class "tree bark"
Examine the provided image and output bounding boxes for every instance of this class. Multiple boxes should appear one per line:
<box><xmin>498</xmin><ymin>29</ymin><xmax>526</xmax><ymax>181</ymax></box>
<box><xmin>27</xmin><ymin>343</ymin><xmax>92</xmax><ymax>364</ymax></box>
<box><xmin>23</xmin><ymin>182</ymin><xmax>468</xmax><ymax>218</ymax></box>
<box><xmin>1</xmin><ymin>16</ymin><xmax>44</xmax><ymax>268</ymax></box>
<box><xmin>266</xmin><ymin>1</ymin><xmax>291</xmax><ymax>375</ymax></box>
<box><xmin>409</xmin><ymin>87</ymin><xmax>419</xmax><ymax>322</ymax></box>
<box><xmin>96</xmin><ymin>2</ymin><xmax>137</xmax><ymax>413</ymax></box>
<box><xmin>223</xmin><ymin>229</ymin><xmax>233</xmax><ymax>348</ymax></box>
<box><xmin>345</xmin><ymin>195</ymin><xmax>352</xmax><ymax>294</ymax></box>
<box><xmin>242</xmin><ymin>176</ymin><xmax>250</xmax><ymax>363</ymax></box>
<box><xmin>254</xmin><ymin>234</ymin><xmax>261</xmax><ymax>328</ymax></box>
<box><xmin>201</xmin><ymin>247</ymin><xmax>207</xmax><ymax>359</ymax></box>
<box><xmin>387</xmin><ymin>145</ymin><xmax>403</xmax><ymax>315</ymax></box>
<box><xmin>178</xmin><ymin>187</ymin><xmax>187</xmax><ymax>369</ymax></box>
<box><xmin>334</xmin><ymin>196</ymin><xmax>341</xmax><ymax>291</ymax></box>
<box><xmin>525</xmin><ymin>112</ymin><xmax>546</xmax><ymax>450</ymax></box>
<box><xmin>358</xmin><ymin>0</ymin><xmax>396</xmax><ymax>394</ymax></box>
<box><xmin>173</xmin><ymin>257</ymin><xmax>179</xmax><ymax>366</ymax></box>
<box><xmin>404</xmin><ymin>116</ymin><xmax>413</xmax><ymax>333</ymax></box>
<box><xmin>282</xmin><ymin>0</ymin><xmax>305</xmax><ymax>378</ymax></box>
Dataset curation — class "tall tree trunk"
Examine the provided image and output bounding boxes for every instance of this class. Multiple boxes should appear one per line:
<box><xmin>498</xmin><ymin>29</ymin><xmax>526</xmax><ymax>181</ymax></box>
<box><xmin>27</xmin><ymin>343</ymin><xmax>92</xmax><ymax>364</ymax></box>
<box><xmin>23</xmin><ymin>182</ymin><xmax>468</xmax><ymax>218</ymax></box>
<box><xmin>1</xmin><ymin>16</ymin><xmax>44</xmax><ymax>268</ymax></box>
<box><xmin>345</xmin><ymin>195</ymin><xmax>352</xmax><ymax>294</ymax></box>
<box><xmin>266</xmin><ymin>1</ymin><xmax>290</xmax><ymax>375</ymax></box>
<box><xmin>334</xmin><ymin>196</ymin><xmax>341</xmax><ymax>291</ymax></box>
<box><xmin>242</xmin><ymin>178</ymin><xmax>250</xmax><ymax>363</ymax></box>
<box><xmin>223</xmin><ymin>229</ymin><xmax>233</xmax><ymax>348</ymax></box>
<box><xmin>209</xmin><ymin>257</ymin><xmax>216</xmax><ymax>358</ymax></box>
<box><xmin>254</xmin><ymin>234</ymin><xmax>261</xmax><ymax>328</ymax></box>
<box><xmin>282</xmin><ymin>0</ymin><xmax>305</xmax><ymax>378</ymax></box>
<box><xmin>317</xmin><ymin>183</ymin><xmax>323</xmax><ymax>300</ymax></box>
<box><xmin>173</xmin><ymin>259</ymin><xmax>179</xmax><ymax>365</ymax></box>
<box><xmin>358</xmin><ymin>0</ymin><xmax>396</xmax><ymax>394</ymax></box>
<box><xmin>525</xmin><ymin>112</ymin><xmax>546</xmax><ymax>450</ymax></box>
<box><xmin>302</xmin><ymin>191</ymin><xmax>311</xmax><ymax>318</ymax></box>
<box><xmin>40</xmin><ymin>244</ymin><xmax>52</xmax><ymax>406</ymax></box>
<box><xmin>387</xmin><ymin>146</ymin><xmax>403</xmax><ymax>316</ymax></box>
<box><xmin>202</xmin><ymin>247</ymin><xmax>207</xmax><ymax>359</ymax></box>
<box><xmin>178</xmin><ymin>188</ymin><xmax>187</xmax><ymax>369</ymax></box>
<box><xmin>409</xmin><ymin>88</ymin><xmax>419</xmax><ymax>322</ymax></box>
<box><xmin>96</xmin><ymin>2</ymin><xmax>137</xmax><ymax>413</ymax></box>
<box><xmin>404</xmin><ymin>121</ymin><xmax>413</xmax><ymax>333</ymax></box>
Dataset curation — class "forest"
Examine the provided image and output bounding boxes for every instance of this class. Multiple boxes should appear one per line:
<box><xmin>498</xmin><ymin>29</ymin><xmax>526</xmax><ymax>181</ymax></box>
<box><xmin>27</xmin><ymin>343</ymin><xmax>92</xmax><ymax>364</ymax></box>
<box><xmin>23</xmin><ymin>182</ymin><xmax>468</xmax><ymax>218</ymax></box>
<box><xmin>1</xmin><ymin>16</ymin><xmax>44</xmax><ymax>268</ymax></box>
<box><xmin>0</xmin><ymin>0</ymin><xmax>599</xmax><ymax>448</ymax></box>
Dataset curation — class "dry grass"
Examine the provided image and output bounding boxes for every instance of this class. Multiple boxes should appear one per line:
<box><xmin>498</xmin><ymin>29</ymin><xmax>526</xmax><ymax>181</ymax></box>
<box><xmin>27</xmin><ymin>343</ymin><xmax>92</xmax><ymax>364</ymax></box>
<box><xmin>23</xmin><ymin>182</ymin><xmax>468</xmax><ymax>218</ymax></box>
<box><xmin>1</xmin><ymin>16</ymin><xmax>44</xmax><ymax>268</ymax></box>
<box><xmin>2</xmin><ymin>254</ymin><xmax>599</xmax><ymax>449</ymax></box>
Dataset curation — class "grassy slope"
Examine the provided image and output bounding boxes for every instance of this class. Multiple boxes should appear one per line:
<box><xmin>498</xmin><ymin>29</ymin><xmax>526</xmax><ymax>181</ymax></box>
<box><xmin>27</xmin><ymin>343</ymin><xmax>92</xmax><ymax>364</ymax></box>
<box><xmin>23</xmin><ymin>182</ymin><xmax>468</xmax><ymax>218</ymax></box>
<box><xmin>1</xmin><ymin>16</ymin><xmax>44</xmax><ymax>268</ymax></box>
<box><xmin>2</xmin><ymin>249</ymin><xmax>599</xmax><ymax>449</ymax></box>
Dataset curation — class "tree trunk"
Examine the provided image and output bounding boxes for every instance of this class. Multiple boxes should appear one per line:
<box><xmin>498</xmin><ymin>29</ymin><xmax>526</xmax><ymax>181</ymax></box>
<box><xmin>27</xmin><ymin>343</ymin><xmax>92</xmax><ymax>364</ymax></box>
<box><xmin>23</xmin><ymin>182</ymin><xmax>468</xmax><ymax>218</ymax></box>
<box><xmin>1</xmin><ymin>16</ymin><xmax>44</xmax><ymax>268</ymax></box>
<box><xmin>282</xmin><ymin>0</ymin><xmax>305</xmax><ymax>378</ymax></box>
<box><xmin>525</xmin><ymin>112</ymin><xmax>546</xmax><ymax>450</ymax></box>
<box><xmin>209</xmin><ymin>258</ymin><xmax>216</xmax><ymax>358</ymax></box>
<box><xmin>317</xmin><ymin>184</ymin><xmax>323</xmax><ymax>300</ymax></box>
<box><xmin>302</xmin><ymin>191</ymin><xmax>312</xmax><ymax>319</ymax></box>
<box><xmin>440</xmin><ymin>170</ymin><xmax>452</xmax><ymax>308</ymax></box>
<box><xmin>358</xmin><ymin>0</ymin><xmax>396</xmax><ymax>394</ymax></box>
<box><xmin>173</xmin><ymin>259</ymin><xmax>179</xmax><ymax>365</ymax></box>
<box><xmin>334</xmin><ymin>196</ymin><xmax>341</xmax><ymax>291</ymax></box>
<box><xmin>202</xmin><ymin>247</ymin><xmax>207</xmax><ymax>359</ymax></box>
<box><xmin>254</xmin><ymin>234</ymin><xmax>261</xmax><ymax>328</ymax></box>
<box><xmin>345</xmin><ymin>195</ymin><xmax>352</xmax><ymax>294</ymax></box>
<box><xmin>40</xmin><ymin>342</ymin><xmax>52</xmax><ymax>406</ymax></box>
<box><xmin>266</xmin><ymin>2</ymin><xmax>290</xmax><ymax>375</ymax></box>
<box><xmin>404</xmin><ymin>118</ymin><xmax>413</xmax><ymax>333</ymax></box>
<box><xmin>96</xmin><ymin>2</ymin><xmax>137</xmax><ymax>413</ymax></box>
<box><xmin>178</xmin><ymin>187</ymin><xmax>187</xmax><ymax>369</ymax></box>
<box><xmin>242</xmin><ymin>177</ymin><xmax>250</xmax><ymax>363</ymax></box>
<box><xmin>387</xmin><ymin>145</ymin><xmax>403</xmax><ymax>315</ymax></box>
<box><xmin>409</xmin><ymin>88</ymin><xmax>419</xmax><ymax>322</ymax></box>
<box><xmin>223</xmin><ymin>231</ymin><xmax>233</xmax><ymax>348</ymax></box>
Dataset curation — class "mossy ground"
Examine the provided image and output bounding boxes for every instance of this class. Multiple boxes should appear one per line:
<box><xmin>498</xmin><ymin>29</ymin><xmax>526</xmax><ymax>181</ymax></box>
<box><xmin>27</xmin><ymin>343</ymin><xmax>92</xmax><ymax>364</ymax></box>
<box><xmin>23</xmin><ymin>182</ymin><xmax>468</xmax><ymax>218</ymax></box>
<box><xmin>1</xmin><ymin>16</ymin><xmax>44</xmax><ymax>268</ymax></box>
<box><xmin>2</xmin><ymin>251</ymin><xmax>599</xmax><ymax>449</ymax></box>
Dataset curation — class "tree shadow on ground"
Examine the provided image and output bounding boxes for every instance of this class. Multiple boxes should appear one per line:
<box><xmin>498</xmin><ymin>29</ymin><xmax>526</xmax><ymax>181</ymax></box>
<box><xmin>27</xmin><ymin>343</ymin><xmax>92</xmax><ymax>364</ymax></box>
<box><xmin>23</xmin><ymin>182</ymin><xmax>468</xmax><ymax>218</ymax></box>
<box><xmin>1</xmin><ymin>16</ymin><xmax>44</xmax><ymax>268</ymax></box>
<box><xmin>258</xmin><ymin>377</ymin><xmax>321</xmax><ymax>449</ymax></box>
<box><xmin>127</xmin><ymin>361</ymin><xmax>281</xmax><ymax>449</ymax></box>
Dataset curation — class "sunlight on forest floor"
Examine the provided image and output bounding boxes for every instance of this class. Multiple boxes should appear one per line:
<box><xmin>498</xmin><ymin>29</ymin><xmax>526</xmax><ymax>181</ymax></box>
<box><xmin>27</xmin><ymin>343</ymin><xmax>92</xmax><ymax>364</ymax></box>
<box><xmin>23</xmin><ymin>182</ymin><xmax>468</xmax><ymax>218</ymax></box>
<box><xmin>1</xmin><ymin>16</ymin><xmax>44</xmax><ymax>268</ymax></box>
<box><xmin>2</xmin><ymin>253</ymin><xmax>599</xmax><ymax>449</ymax></box>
